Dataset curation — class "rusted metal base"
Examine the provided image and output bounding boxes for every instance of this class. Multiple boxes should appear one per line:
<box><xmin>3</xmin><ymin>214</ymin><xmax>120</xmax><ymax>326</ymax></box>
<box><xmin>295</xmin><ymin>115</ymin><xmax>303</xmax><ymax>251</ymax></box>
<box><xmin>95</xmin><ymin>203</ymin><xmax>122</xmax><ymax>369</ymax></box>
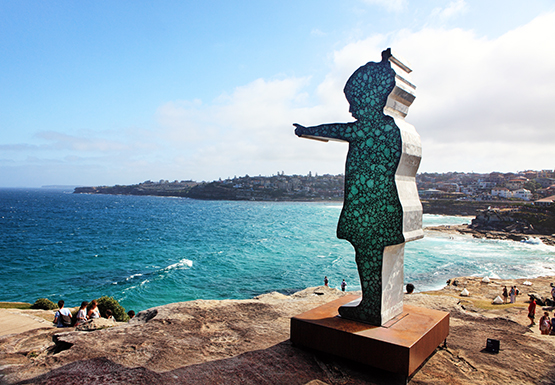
<box><xmin>290</xmin><ymin>295</ymin><xmax>449</xmax><ymax>376</ymax></box>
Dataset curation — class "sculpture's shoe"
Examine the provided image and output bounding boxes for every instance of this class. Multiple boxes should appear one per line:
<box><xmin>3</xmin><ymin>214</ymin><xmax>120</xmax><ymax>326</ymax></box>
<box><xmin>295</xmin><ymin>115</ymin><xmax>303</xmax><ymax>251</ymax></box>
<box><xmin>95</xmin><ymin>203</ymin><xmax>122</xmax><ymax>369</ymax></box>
<box><xmin>338</xmin><ymin>298</ymin><xmax>381</xmax><ymax>325</ymax></box>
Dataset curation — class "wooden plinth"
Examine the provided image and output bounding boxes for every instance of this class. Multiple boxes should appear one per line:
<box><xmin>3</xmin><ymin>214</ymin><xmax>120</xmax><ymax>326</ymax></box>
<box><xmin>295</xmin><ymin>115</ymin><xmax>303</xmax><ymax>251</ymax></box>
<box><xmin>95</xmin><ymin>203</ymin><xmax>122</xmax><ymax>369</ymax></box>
<box><xmin>290</xmin><ymin>295</ymin><xmax>449</xmax><ymax>376</ymax></box>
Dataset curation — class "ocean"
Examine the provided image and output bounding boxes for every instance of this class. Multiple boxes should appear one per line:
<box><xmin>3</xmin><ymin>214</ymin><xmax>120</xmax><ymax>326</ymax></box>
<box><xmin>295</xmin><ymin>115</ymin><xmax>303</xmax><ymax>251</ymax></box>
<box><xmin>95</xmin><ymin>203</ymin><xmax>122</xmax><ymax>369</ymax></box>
<box><xmin>1</xmin><ymin>188</ymin><xmax>554</xmax><ymax>313</ymax></box>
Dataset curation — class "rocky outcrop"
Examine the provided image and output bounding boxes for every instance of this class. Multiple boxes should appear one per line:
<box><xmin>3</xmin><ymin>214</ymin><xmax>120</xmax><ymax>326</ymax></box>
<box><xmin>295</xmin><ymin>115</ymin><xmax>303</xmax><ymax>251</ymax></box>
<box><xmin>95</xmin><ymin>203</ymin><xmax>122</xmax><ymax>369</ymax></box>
<box><xmin>74</xmin><ymin>318</ymin><xmax>119</xmax><ymax>331</ymax></box>
<box><xmin>425</xmin><ymin>224</ymin><xmax>555</xmax><ymax>246</ymax></box>
<box><xmin>2</xmin><ymin>281</ymin><xmax>555</xmax><ymax>384</ymax></box>
<box><xmin>471</xmin><ymin>209</ymin><xmax>538</xmax><ymax>234</ymax></box>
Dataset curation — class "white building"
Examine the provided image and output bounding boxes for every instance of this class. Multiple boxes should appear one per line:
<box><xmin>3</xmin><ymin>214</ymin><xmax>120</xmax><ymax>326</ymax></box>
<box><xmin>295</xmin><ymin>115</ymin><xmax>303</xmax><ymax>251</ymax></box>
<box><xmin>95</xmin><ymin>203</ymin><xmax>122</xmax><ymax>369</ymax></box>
<box><xmin>513</xmin><ymin>189</ymin><xmax>532</xmax><ymax>201</ymax></box>
<box><xmin>491</xmin><ymin>187</ymin><xmax>512</xmax><ymax>199</ymax></box>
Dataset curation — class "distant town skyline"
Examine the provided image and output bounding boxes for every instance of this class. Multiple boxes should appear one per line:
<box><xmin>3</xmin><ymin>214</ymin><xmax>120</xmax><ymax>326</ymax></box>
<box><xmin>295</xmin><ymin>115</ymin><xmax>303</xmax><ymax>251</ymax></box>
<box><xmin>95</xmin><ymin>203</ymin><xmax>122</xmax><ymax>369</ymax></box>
<box><xmin>1</xmin><ymin>1</ymin><xmax>555</xmax><ymax>187</ymax></box>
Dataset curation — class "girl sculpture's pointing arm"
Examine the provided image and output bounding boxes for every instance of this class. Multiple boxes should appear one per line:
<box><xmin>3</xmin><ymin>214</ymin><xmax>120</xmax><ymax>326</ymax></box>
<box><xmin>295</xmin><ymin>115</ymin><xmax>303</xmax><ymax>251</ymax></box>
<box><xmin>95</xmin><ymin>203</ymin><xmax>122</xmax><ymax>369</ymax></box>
<box><xmin>293</xmin><ymin>123</ymin><xmax>354</xmax><ymax>143</ymax></box>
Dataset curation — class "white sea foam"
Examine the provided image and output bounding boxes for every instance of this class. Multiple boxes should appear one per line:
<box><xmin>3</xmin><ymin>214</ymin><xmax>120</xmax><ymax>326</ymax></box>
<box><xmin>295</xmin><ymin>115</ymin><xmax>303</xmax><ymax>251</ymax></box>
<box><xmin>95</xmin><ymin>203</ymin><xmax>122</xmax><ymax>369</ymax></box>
<box><xmin>122</xmin><ymin>286</ymin><xmax>136</xmax><ymax>292</ymax></box>
<box><xmin>126</xmin><ymin>273</ymin><xmax>143</xmax><ymax>281</ymax></box>
<box><xmin>163</xmin><ymin>258</ymin><xmax>193</xmax><ymax>271</ymax></box>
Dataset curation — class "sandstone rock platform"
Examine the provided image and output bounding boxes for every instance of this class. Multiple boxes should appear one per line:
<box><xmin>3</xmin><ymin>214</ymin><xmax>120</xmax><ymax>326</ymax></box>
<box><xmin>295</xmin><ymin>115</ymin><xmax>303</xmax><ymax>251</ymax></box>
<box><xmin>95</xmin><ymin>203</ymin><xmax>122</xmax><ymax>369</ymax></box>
<box><xmin>1</xmin><ymin>279</ymin><xmax>555</xmax><ymax>384</ymax></box>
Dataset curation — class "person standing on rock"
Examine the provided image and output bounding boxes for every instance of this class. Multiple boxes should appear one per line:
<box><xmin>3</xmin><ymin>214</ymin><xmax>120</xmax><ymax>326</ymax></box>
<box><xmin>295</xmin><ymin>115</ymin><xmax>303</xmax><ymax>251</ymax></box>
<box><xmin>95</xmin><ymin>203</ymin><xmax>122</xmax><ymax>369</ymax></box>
<box><xmin>509</xmin><ymin>286</ymin><xmax>516</xmax><ymax>303</ymax></box>
<box><xmin>324</xmin><ymin>276</ymin><xmax>329</xmax><ymax>287</ymax></box>
<box><xmin>550</xmin><ymin>283</ymin><xmax>555</xmax><ymax>302</ymax></box>
<box><xmin>341</xmin><ymin>279</ymin><xmax>347</xmax><ymax>292</ymax></box>
<box><xmin>528</xmin><ymin>297</ymin><xmax>537</xmax><ymax>326</ymax></box>
<box><xmin>502</xmin><ymin>286</ymin><xmax>508</xmax><ymax>304</ymax></box>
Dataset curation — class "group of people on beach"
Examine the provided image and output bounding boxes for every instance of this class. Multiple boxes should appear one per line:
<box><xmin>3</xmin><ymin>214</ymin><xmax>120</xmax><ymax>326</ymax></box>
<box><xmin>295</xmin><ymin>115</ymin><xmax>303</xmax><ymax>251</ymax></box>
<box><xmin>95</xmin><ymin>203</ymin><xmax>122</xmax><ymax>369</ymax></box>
<box><xmin>53</xmin><ymin>299</ymin><xmax>135</xmax><ymax>328</ymax></box>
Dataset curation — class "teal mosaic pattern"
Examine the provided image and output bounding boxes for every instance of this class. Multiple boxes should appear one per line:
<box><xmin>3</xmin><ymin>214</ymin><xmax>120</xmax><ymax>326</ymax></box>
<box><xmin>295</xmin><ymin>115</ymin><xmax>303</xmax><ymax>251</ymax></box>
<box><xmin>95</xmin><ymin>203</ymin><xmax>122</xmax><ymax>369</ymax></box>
<box><xmin>294</xmin><ymin>54</ymin><xmax>404</xmax><ymax>325</ymax></box>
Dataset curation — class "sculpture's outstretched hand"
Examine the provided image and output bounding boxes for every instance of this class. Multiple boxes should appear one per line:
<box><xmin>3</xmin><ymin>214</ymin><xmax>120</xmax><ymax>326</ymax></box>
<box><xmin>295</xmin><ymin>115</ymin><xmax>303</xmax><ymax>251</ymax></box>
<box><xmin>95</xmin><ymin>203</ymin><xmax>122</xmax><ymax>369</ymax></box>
<box><xmin>293</xmin><ymin>123</ymin><xmax>305</xmax><ymax>137</ymax></box>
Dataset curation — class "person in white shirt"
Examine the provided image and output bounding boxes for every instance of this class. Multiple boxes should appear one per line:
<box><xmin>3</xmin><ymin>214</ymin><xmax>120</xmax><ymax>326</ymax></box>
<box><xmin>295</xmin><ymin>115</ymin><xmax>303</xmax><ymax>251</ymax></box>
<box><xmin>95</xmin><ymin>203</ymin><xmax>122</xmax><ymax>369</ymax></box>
<box><xmin>75</xmin><ymin>301</ymin><xmax>89</xmax><ymax>326</ymax></box>
<box><xmin>53</xmin><ymin>300</ymin><xmax>73</xmax><ymax>328</ymax></box>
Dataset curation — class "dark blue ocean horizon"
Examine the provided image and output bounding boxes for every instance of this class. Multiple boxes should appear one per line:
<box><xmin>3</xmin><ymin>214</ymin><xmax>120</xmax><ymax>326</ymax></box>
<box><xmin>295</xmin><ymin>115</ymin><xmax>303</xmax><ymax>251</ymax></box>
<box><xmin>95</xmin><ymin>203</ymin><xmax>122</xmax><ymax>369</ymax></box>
<box><xmin>1</xmin><ymin>188</ymin><xmax>554</xmax><ymax>313</ymax></box>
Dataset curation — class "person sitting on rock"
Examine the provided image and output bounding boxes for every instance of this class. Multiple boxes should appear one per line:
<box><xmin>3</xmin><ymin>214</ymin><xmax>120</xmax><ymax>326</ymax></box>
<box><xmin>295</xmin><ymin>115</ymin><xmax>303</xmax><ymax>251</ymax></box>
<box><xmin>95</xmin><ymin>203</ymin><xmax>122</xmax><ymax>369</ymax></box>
<box><xmin>53</xmin><ymin>300</ymin><xmax>73</xmax><ymax>328</ymax></box>
<box><xmin>539</xmin><ymin>311</ymin><xmax>551</xmax><ymax>335</ymax></box>
<box><xmin>75</xmin><ymin>301</ymin><xmax>89</xmax><ymax>326</ymax></box>
<box><xmin>88</xmin><ymin>299</ymin><xmax>100</xmax><ymax>319</ymax></box>
<box><xmin>128</xmin><ymin>310</ymin><xmax>135</xmax><ymax>319</ymax></box>
<box><xmin>105</xmin><ymin>309</ymin><xmax>114</xmax><ymax>320</ymax></box>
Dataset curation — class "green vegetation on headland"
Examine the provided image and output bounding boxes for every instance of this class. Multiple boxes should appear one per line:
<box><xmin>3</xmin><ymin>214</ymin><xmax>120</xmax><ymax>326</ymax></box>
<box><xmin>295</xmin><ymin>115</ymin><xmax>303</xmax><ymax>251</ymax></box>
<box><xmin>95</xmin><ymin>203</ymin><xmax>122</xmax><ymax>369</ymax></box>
<box><xmin>1</xmin><ymin>297</ymin><xmax>129</xmax><ymax>322</ymax></box>
<box><xmin>0</xmin><ymin>302</ymin><xmax>32</xmax><ymax>309</ymax></box>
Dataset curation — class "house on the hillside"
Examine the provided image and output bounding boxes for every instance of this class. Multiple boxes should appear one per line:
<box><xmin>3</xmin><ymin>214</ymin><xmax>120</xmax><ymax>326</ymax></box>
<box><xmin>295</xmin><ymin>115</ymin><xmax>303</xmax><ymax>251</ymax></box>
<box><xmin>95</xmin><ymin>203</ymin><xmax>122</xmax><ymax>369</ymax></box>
<box><xmin>534</xmin><ymin>195</ymin><xmax>555</xmax><ymax>207</ymax></box>
<box><xmin>419</xmin><ymin>189</ymin><xmax>447</xmax><ymax>198</ymax></box>
<box><xmin>536</xmin><ymin>177</ymin><xmax>555</xmax><ymax>188</ymax></box>
<box><xmin>513</xmin><ymin>188</ymin><xmax>532</xmax><ymax>201</ymax></box>
<box><xmin>491</xmin><ymin>187</ymin><xmax>512</xmax><ymax>199</ymax></box>
<box><xmin>436</xmin><ymin>182</ymin><xmax>459</xmax><ymax>192</ymax></box>
<box><xmin>506</xmin><ymin>179</ymin><xmax>526</xmax><ymax>189</ymax></box>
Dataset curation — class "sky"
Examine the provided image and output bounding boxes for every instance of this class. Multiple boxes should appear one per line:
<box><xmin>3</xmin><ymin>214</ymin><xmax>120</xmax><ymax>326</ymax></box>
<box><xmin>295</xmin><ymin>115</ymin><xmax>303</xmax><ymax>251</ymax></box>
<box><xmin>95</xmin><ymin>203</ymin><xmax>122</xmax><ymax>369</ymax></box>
<box><xmin>1</xmin><ymin>0</ymin><xmax>554</xmax><ymax>187</ymax></box>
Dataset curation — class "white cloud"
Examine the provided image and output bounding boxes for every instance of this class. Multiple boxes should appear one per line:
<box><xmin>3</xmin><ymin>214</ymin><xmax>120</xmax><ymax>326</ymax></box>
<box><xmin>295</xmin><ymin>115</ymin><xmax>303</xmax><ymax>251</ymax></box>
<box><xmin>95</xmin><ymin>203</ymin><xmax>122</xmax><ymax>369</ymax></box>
<box><xmin>154</xmin><ymin>76</ymin><xmax>350</xmax><ymax>180</ymax></box>
<box><xmin>155</xmin><ymin>11</ymin><xmax>555</xmax><ymax>178</ymax></box>
<box><xmin>388</xmin><ymin>12</ymin><xmax>555</xmax><ymax>161</ymax></box>
<box><xmin>431</xmin><ymin>0</ymin><xmax>468</xmax><ymax>21</ymax></box>
<box><xmin>310</xmin><ymin>28</ymin><xmax>327</xmax><ymax>37</ymax></box>
<box><xmin>360</xmin><ymin>0</ymin><xmax>407</xmax><ymax>12</ymax></box>
<box><xmin>35</xmin><ymin>131</ymin><xmax>129</xmax><ymax>152</ymax></box>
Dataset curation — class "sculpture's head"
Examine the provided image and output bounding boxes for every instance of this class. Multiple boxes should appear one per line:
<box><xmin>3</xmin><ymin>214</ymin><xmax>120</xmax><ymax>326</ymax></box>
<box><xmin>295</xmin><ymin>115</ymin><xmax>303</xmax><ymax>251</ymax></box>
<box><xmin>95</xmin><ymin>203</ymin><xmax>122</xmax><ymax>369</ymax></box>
<box><xmin>344</xmin><ymin>52</ymin><xmax>395</xmax><ymax>121</ymax></box>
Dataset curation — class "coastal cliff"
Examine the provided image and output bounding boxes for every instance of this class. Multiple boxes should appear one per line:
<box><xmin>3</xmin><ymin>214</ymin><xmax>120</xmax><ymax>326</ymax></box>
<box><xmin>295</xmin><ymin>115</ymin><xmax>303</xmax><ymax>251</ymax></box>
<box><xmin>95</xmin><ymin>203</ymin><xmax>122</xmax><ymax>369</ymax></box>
<box><xmin>426</xmin><ymin>205</ymin><xmax>555</xmax><ymax>245</ymax></box>
<box><xmin>2</xmin><ymin>277</ymin><xmax>555</xmax><ymax>384</ymax></box>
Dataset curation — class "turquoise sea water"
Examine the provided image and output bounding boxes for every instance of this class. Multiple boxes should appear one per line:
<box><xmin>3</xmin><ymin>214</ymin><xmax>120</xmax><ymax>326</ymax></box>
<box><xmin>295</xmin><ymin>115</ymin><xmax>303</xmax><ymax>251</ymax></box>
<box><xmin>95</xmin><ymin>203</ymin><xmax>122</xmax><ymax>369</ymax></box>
<box><xmin>1</xmin><ymin>188</ymin><xmax>554</xmax><ymax>312</ymax></box>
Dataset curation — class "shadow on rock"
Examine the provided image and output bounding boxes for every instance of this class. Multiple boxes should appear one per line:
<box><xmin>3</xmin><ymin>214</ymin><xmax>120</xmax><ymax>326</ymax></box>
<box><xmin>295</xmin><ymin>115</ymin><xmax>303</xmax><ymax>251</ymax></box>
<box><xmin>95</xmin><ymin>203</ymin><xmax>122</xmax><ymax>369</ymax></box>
<box><xmin>15</xmin><ymin>341</ymin><xmax>408</xmax><ymax>385</ymax></box>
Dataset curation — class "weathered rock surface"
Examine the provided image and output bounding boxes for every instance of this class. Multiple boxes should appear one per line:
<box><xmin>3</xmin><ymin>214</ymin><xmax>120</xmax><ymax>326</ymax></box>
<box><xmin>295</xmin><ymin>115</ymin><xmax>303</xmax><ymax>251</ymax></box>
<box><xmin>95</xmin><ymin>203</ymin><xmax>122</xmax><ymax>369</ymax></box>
<box><xmin>2</xmin><ymin>280</ymin><xmax>555</xmax><ymax>384</ymax></box>
<box><xmin>74</xmin><ymin>318</ymin><xmax>119</xmax><ymax>332</ymax></box>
